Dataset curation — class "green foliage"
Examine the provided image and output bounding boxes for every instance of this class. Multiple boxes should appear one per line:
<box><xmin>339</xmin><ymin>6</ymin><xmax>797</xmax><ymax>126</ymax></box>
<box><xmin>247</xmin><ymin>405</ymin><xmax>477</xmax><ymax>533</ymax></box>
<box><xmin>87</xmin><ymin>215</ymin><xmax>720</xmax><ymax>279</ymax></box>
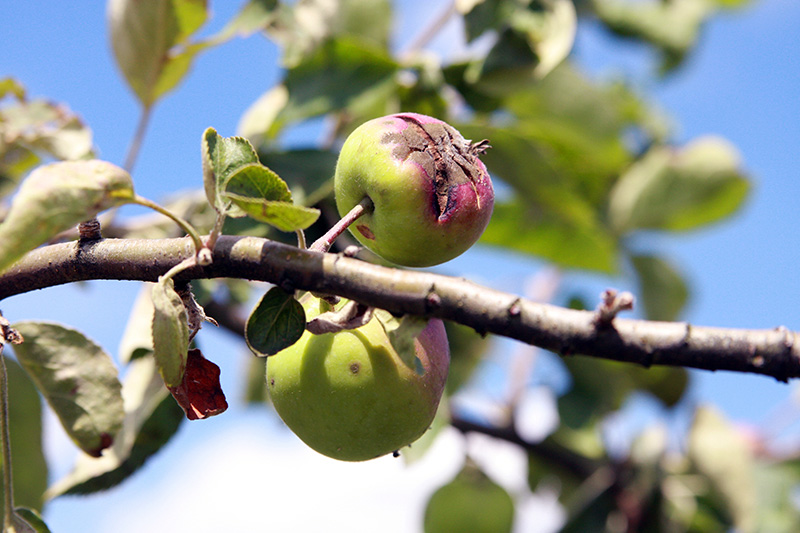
<box><xmin>0</xmin><ymin>160</ymin><xmax>134</xmax><ymax>274</ymax></box>
<box><xmin>12</xmin><ymin>322</ymin><xmax>124</xmax><ymax>457</ymax></box>
<box><xmin>245</xmin><ymin>287</ymin><xmax>306</xmax><ymax>357</ymax></box>
<box><xmin>202</xmin><ymin>127</ymin><xmax>320</xmax><ymax>231</ymax></box>
<box><xmin>151</xmin><ymin>277</ymin><xmax>190</xmax><ymax>387</ymax></box>
<box><xmin>108</xmin><ymin>0</ymin><xmax>210</xmax><ymax>107</ymax></box>
<box><xmin>47</xmin><ymin>357</ymin><xmax>184</xmax><ymax>497</ymax></box>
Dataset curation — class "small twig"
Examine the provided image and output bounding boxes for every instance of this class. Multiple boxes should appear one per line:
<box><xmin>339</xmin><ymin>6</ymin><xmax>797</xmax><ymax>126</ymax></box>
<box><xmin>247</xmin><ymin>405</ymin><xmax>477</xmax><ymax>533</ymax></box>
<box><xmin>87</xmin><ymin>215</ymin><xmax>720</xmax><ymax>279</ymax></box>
<box><xmin>594</xmin><ymin>289</ymin><xmax>635</xmax><ymax>328</ymax></box>
<box><xmin>131</xmin><ymin>195</ymin><xmax>207</xmax><ymax>260</ymax></box>
<box><xmin>309</xmin><ymin>197</ymin><xmax>373</xmax><ymax>253</ymax></box>
<box><xmin>78</xmin><ymin>217</ymin><xmax>103</xmax><ymax>241</ymax></box>
<box><xmin>295</xmin><ymin>229</ymin><xmax>307</xmax><ymax>250</ymax></box>
<box><xmin>123</xmin><ymin>105</ymin><xmax>154</xmax><ymax>174</ymax></box>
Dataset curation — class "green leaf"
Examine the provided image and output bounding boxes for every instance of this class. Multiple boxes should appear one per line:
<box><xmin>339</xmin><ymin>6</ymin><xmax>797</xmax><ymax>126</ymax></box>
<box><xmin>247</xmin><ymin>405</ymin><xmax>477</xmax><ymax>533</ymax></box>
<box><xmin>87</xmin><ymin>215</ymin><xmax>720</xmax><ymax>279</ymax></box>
<box><xmin>559</xmin><ymin>356</ymin><xmax>689</xmax><ymax>428</ymax></box>
<box><xmin>201</xmin><ymin>127</ymin><xmax>261</xmax><ymax>214</ymax></box>
<box><xmin>374</xmin><ymin>310</ymin><xmax>428</xmax><ymax>374</ymax></box>
<box><xmin>0</xmin><ymin>160</ymin><xmax>134</xmax><ymax>275</ymax></box>
<box><xmin>151</xmin><ymin>277</ymin><xmax>189</xmax><ymax>387</ymax></box>
<box><xmin>1</xmin><ymin>97</ymin><xmax>94</xmax><ymax>162</ymax></box>
<box><xmin>0</xmin><ymin>359</ymin><xmax>47</xmax><ymax>521</ymax></box>
<box><xmin>591</xmin><ymin>0</ymin><xmax>713</xmax><ymax>73</ymax></box>
<box><xmin>47</xmin><ymin>357</ymin><xmax>184</xmax><ymax>497</ymax></box>
<box><xmin>480</xmin><ymin>200</ymin><xmax>618</xmax><ymax>273</ymax></box>
<box><xmin>631</xmin><ymin>253</ymin><xmax>689</xmax><ymax>322</ymax></box>
<box><xmin>609</xmin><ymin>137</ymin><xmax>750</xmax><ymax>233</ymax></box>
<box><xmin>224</xmin><ymin>162</ymin><xmax>292</xmax><ymax>203</ymax></box>
<box><xmin>224</xmin><ymin>193</ymin><xmax>321</xmax><ymax>232</ymax></box>
<box><xmin>688</xmin><ymin>406</ymin><xmax>756</xmax><ymax>532</ymax></box>
<box><xmin>0</xmin><ymin>77</ymin><xmax>26</xmax><ymax>100</ymax></box>
<box><xmin>245</xmin><ymin>287</ymin><xmax>306</xmax><ymax>357</ymax></box>
<box><xmin>12</xmin><ymin>321</ymin><xmax>124</xmax><ymax>458</ymax></box>
<box><xmin>108</xmin><ymin>0</ymin><xmax>209</xmax><ymax>106</ymax></box>
<box><xmin>269</xmin><ymin>37</ymin><xmax>397</xmax><ymax>136</ymax></box>
<box><xmin>264</xmin><ymin>0</ymin><xmax>392</xmax><ymax>68</ymax></box>
<box><xmin>11</xmin><ymin>508</ymin><xmax>51</xmax><ymax>533</ymax></box>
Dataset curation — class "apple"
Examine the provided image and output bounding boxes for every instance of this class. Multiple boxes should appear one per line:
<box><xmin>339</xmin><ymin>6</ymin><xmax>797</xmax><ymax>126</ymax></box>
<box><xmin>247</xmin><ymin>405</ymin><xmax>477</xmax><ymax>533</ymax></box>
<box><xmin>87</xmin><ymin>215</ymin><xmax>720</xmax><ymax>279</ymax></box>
<box><xmin>334</xmin><ymin>113</ymin><xmax>494</xmax><ymax>267</ymax></box>
<box><xmin>267</xmin><ymin>295</ymin><xmax>450</xmax><ymax>461</ymax></box>
<box><xmin>424</xmin><ymin>462</ymin><xmax>515</xmax><ymax>533</ymax></box>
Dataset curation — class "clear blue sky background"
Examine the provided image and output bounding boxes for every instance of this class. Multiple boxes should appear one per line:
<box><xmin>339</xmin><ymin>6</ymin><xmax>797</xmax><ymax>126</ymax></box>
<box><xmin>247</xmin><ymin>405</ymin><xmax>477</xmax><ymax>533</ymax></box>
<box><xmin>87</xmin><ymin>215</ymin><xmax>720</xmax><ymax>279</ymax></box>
<box><xmin>2</xmin><ymin>1</ymin><xmax>800</xmax><ymax>531</ymax></box>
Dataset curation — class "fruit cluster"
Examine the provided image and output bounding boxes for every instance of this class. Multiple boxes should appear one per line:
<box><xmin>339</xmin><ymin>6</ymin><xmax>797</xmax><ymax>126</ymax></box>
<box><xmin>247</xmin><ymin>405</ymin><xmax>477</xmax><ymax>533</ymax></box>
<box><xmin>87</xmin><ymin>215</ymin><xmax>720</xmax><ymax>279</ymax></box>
<box><xmin>268</xmin><ymin>114</ymin><xmax>493</xmax><ymax>460</ymax></box>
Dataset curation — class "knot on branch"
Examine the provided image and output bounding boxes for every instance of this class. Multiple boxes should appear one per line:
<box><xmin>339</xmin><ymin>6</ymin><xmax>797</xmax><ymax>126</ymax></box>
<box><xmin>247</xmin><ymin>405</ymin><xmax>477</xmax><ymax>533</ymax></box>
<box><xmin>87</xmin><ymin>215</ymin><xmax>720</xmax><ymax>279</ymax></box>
<box><xmin>594</xmin><ymin>289</ymin><xmax>635</xmax><ymax>328</ymax></box>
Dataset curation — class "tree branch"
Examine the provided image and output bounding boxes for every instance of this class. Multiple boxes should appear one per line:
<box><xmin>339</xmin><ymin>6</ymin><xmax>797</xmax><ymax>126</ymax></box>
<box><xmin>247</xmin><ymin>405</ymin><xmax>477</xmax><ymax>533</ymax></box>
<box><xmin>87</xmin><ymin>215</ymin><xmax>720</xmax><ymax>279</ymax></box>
<box><xmin>1</xmin><ymin>236</ymin><xmax>798</xmax><ymax>381</ymax></box>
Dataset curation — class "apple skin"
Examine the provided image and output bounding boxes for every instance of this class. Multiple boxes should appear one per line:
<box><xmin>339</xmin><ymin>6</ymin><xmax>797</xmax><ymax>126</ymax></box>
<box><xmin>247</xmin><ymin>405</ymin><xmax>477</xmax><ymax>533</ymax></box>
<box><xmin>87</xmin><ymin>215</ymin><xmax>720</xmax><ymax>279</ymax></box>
<box><xmin>334</xmin><ymin>113</ymin><xmax>494</xmax><ymax>267</ymax></box>
<box><xmin>266</xmin><ymin>296</ymin><xmax>450</xmax><ymax>461</ymax></box>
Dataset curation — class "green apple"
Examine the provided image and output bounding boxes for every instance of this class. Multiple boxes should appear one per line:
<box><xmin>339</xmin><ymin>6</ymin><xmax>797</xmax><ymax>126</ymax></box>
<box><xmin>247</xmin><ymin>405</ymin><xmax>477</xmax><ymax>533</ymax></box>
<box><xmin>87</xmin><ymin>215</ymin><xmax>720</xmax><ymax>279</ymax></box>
<box><xmin>334</xmin><ymin>113</ymin><xmax>494</xmax><ymax>267</ymax></box>
<box><xmin>424</xmin><ymin>462</ymin><xmax>515</xmax><ymax>533</ymax></box>
<box><xmin>267</xmin><ymin>295</ymin><xmax>450</xmax><ymax>461</ymax></box>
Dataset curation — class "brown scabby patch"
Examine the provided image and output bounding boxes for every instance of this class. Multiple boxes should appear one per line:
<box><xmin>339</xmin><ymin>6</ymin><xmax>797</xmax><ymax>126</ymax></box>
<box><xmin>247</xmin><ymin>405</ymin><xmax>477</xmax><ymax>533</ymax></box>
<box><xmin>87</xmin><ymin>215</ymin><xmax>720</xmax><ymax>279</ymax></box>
<box><xmin>382</xmin><ymin>116</ymin><xmax>490</xmax><ymax>220</ymax></box>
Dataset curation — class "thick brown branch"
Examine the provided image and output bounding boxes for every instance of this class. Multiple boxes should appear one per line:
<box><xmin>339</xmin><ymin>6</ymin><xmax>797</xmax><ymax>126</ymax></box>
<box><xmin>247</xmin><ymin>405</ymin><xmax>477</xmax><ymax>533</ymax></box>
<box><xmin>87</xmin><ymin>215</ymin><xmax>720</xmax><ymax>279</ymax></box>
<box><xmin>1</xmin><ymin>236</ymin><xmax>799</xmax><ymax>381</ymax></box>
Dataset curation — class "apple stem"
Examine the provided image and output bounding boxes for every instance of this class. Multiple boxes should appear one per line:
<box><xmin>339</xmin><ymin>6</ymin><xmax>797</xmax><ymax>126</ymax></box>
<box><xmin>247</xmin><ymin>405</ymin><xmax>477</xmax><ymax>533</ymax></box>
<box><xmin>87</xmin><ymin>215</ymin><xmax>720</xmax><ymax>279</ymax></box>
<box><xmin>309</xmin><ymin>197</ymin><xmax>373</xmax><ymax>253</ymax></box>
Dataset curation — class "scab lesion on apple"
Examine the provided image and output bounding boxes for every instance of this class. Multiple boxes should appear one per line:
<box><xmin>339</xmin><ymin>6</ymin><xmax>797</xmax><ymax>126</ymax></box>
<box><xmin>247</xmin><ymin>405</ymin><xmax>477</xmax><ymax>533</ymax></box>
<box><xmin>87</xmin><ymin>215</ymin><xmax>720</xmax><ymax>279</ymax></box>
<box><xmin>333</xmin><ymin>112</ymin><xmax>494</xmax><ymax>267</ymax></box>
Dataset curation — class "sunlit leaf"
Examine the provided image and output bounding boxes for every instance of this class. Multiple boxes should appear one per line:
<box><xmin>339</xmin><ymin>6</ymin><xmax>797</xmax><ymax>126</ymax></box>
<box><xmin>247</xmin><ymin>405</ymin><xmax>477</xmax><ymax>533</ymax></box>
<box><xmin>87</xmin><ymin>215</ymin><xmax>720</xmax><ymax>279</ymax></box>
<box><xmin>201</xmin><ymin>127</ymin><xmax>261</xmax><ymax>215</ymax></box>
<box><xmin>151</xmin><ymin>277</ymin><xmax>189</xmax><ymax>387</ymax></box>
<box><xmin>591</xmin><ymin>0</ymin><xmax>713</xmax><ymax>73</ymax></box>
<box><xmin>47</xmin><ymin>357</ymin><xmax>184</xmax><ymax>497</ymax></box>
<box><xmin>245</xmin><ymin>287</ymin><xmax>306</xmax><ymax>357</ymax></box>
<box><xmin>108</xmin><ymin>0</ymin><xmax>209</xmax><ymax>106</ymax></box>
<box><xmin>631</xmin><ymin>253</ymin><xmax>689</xmax><ymax>322</ymax></box>
<box><xmin>609</xmin><ymin>137</ymin><xmax>750</xmax><ymax>233</ymax></box>
<box><xmin>13</xmin><ymin>322</ymin><xmax>124</xmax><ymax>458</ymax></box>
<box><xmin>468</xmin><ymin>0</ymin><xmax>576</xmax><ymax>92</ymax></box>
<box><xmin>224</xmin><ymin>163</ymin><xmax>292</xmax><ymax>203</ymax></box>
<box><xmin>1</xmin><ymin>97</ymin><xmax>94</xmax><ymax>162</ymax></box>
<box><xmin>224</xmin><ymin>193</ymin><xmax>321</xmax><ymax>231</ymax></box>
<box><xmin>264</xmin><ymin>0</ymin><xmax>392</xmax><ymax>67</ymax></box>
<box><xmin>0</xmin><ymin>160</ymin><xmax>134</xmax><ymax>274</ymax></box>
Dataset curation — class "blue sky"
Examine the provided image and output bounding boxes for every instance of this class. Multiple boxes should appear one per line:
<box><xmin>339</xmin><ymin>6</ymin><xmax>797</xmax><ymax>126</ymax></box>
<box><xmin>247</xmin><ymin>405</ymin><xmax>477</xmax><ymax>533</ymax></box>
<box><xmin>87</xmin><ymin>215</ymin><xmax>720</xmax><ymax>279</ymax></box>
<box><xmin>3</xmin><ymin>1</ymin><xmax>800</xmax><ymax>531</ymax></box>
